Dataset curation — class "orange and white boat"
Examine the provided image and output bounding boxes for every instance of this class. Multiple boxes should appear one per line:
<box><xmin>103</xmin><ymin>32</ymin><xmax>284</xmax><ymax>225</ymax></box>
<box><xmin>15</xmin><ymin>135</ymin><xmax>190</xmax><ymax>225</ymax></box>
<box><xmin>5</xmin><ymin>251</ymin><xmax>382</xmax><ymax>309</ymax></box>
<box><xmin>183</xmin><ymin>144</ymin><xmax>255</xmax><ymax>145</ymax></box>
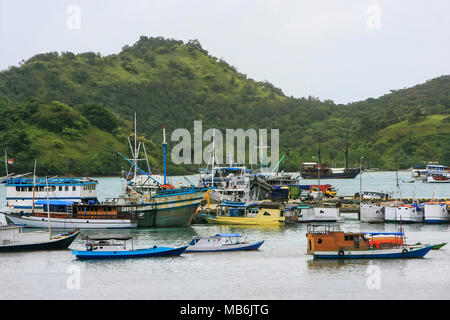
<box><xmin>306</xmin><ymin>225</ymin><xmax>433</xmax><ymax>259</ymax></box>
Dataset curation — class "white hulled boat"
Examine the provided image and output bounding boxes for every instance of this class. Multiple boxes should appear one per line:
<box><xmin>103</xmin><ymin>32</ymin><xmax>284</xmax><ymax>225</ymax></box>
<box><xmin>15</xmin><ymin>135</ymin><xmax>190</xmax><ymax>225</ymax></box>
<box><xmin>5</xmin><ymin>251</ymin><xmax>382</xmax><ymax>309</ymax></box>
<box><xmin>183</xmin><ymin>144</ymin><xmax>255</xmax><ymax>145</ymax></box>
<box><xmin>384</xmin><ymin>204</ymin><xmax>424</xmax><ymax>223</ymax></box>
<box><xmin>1</xmin><ymin>176</ymin><xmax>139</xmax><ymax>229</ymax></box>
<box><xmin>424</xmin><ymin>202</ymin><xmax>450</xmax><ymax>223</ymax></box>
<box><xmin>360</xmin><ymin>203</ymin><xmax>385</xmax><ymax>223</ymax></box>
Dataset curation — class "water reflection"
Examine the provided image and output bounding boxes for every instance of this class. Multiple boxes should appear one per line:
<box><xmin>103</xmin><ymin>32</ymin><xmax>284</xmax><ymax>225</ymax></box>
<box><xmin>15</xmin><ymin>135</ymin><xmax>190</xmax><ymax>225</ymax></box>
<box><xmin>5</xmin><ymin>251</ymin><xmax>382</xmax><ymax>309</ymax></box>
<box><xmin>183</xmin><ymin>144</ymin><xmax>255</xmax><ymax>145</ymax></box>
<box><xmin>307</xmin><ymin>258</ymin><xmax>370</xmax><ymax>271</ymax></box>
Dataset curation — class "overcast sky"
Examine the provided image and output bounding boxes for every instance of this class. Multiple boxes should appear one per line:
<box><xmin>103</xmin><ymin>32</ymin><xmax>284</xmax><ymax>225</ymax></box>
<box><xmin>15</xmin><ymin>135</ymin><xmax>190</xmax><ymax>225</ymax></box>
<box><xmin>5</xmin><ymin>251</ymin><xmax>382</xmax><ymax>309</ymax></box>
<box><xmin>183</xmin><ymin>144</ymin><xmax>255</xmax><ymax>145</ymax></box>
<box><xmin>0</xmin><ymin>0</ymin><xmax>449</xmax><ymax>104</ymax></box>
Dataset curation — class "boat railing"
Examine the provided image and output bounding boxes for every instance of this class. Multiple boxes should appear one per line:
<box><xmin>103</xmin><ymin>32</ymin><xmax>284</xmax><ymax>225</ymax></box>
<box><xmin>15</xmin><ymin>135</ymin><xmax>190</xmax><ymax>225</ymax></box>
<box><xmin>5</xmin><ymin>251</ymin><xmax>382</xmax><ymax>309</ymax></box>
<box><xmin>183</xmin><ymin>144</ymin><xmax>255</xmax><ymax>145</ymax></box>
<box><xmin>307</xmin><ymin>224</ymin><xmax>340</xmax><ymax>234</ymax></box>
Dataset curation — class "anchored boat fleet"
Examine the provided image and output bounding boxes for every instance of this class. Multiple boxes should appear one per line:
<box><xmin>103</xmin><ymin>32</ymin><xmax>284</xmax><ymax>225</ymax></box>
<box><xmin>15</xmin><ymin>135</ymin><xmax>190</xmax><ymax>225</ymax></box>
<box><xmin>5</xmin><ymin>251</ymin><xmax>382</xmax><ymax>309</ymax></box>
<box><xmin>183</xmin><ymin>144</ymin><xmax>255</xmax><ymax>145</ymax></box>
<box><xmin>0</xmin><ymin>119</ymin><xmax>448</xmax><ymax>260</ymax></box>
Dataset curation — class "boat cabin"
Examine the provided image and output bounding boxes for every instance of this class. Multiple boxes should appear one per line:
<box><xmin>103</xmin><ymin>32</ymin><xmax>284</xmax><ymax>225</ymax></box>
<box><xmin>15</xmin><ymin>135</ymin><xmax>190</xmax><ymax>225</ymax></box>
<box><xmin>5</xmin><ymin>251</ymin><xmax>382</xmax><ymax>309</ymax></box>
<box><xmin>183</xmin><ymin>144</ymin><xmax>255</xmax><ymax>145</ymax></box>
<box><xmin>306</xmin><ymin>225</ymin><xmax>406</xmax><ymax>254</ymax></box>
<box><xmin>84</xmin><ymin>235</ymin><xmax>134</xmax><ymax>252</ymax></box>
<box><xmin>216</xmin><ymin>201</ymin><xmax>284</xmax><ymax>219</ymax></box>
<box><xmin>306</xmin><ymin>225</ymin><xmax>369</xmax><ymax>254</ymax></box>
<box><xmin>361</xmin><ymin>191</ymin><xmax>392</xmax><ymax>200</ymax></box>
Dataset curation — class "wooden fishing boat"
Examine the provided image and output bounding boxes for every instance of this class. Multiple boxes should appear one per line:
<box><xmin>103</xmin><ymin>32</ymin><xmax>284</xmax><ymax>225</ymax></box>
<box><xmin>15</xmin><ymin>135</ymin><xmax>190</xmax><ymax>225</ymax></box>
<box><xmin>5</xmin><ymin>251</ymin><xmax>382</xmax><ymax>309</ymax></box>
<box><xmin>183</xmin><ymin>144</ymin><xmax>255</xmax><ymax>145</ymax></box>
<box><xmin>0</xmin><ymin>224</ymin><xmax>79</xmax><ymax>252</ymax></box>
<box><xmin>201</xmin><ymin>201</ymin><xmax>285</xmax><ymax>225</ymax></box>
<box><xmin>306</xmin><ymin>225</ymin><xmax>433</xmax><ymax>259</ymax></box>
<box><xmin>72</xmin><ymin>235</ymin><xmax>187</xmax><ymax>259</ymax></box>
<box><xmin>185</xmin><ymin>233</ymin><xmax>264</xmax><ymax>253</ymax></box>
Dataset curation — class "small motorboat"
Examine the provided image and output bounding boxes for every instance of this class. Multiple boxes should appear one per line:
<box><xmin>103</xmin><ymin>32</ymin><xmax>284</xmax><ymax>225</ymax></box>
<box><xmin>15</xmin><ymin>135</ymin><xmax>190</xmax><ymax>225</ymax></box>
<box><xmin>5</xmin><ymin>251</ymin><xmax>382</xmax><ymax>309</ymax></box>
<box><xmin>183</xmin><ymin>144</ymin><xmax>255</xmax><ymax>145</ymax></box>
<box><xmin>306</xmin><ymin>224</ymin><xmax>433</xmax><ymax>259</ymax></box>
<box><xmin>0</xmin><ymin>224</ymin><xmax>79</xmax><ymax>252</ymax></box>
<box><xmin>185</xmin><ymin>233</ymin><xmax>264</xmax><ymax>253</ymax></box>
<box><xmin>72</xmin><ymin>235</ymin><xmax>188</xmax><ymax>260</ymax></box>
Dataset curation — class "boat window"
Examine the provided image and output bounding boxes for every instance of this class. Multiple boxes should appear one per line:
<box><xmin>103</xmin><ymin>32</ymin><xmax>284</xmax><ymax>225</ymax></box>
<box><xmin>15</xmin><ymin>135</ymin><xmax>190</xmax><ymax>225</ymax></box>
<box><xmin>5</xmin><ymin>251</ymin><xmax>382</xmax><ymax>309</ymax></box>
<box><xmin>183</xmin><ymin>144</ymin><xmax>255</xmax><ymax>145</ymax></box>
<box><xmin>28</xmin><ymin>187</ymin><xmax>33</xmax><ymax>192</ymax></box>
<box><xmin>317</xmin><ymin>239</ymin><xmax>323</xmax><ymax>244</ymax></box>
<box><xmin>65</xmin><ymin>186</ymin><xmax>69</xmax><ymax>191</ymax></box>
<box><xmin>263</xmin><ymin>211</ymin><xmax>271</xmax><ymax>216</ymax></box>
<box><xmin>73</xmin><ymin>186</ymin><xmax>76</xmax><ymax>191</ymax></box>
<box><xmin>345</xmin><ymin>235</ymin><xmax>354</xmax><ymax>241</ymax></box>
<box><xmin>59</xmin><ymin>186</ymin><xmax>63</xmax><ymax>191</ymax></box>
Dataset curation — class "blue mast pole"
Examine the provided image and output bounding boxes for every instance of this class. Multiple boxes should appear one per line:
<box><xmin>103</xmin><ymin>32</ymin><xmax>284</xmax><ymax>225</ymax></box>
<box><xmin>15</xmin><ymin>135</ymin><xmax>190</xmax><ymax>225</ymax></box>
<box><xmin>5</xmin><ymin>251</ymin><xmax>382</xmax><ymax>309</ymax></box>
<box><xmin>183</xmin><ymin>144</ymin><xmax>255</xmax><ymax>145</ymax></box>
<box><xmin>163</xmin><ymin>127</ymin><xmax>167</xmax><ymax>185</ymax></box>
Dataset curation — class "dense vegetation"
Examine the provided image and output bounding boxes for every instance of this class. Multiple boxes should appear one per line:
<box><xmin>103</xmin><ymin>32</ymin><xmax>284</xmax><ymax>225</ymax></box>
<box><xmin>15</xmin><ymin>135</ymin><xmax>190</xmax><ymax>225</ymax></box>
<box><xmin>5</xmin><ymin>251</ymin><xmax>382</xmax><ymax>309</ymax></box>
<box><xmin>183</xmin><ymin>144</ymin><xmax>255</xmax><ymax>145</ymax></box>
<box><xmin>0</xmin><ymin>36</ymin><xmax>448</xmax><ymax>175</ymax></box>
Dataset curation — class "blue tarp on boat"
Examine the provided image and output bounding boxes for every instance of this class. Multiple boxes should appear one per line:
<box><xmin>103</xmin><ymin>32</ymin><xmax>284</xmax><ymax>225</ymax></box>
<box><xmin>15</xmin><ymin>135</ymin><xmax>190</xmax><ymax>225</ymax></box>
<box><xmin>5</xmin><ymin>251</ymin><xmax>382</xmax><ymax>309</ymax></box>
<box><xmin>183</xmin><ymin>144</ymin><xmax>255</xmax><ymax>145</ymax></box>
<box><xmin>218</xmin><ymin>201</ymin><xmax>257</xmax><ymax>207</ymax></box>
<box><xmin>364</xmin><ymin>232</ymin><xmax>404</xmax><ymax>236</ymax></box>
<box><xmin>215</xmin><ymin>233</ymin><xmax>241</xmax><ymax>237</ymax></box>
<box><xmin>34</xmin><ymin>200</ymin><xmax>75</xmax><ymax>206</ymax></box>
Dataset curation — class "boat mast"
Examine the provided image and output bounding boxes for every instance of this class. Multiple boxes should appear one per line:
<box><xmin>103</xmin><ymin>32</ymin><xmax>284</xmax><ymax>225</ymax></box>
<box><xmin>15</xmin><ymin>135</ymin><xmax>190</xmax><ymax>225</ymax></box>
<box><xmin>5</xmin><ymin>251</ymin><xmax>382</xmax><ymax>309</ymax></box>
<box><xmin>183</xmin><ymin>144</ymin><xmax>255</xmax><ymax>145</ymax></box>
<box><xmin>4</xmin><ymin>150</ymin><xmax>8</xmax><ymax>176</ymax></box>
<box><xmin>317</xmin><ymin>141</ymin><xmax>321</xmax><ymax>200</ymax></box>
<box><xmin>31</xmin><ymin>160</ymin><xmax>37</xmax><ymax>213</ymax></box>
<box><xmin>162</xmin><ymin>126</ymin><xmax>167</xmax><ymax>185</ymax></box>
<box><xmin>133</xmin><ymin>112</ymin><xmax>137</xmax><ymax>185</ymax></box>
<box><xmin>345</xmin><ymin>133</ymin><xmax>349</xmax><ymax>169</ymax></box>
<box><xmin>255</xmin><ymin>139</ymin><xmax>268</xmax><ymax>174</ymax></box>
<box><xmin>46</xmin><ymin>174</ymin><xmax>51</xmax><ymax>240</ymax></box>
<box><xmin>211</xmin><ymin>130</ymin><xmax>216</xmax><ymax>188</ymax></box>
<box><xmin>359</xmin><ymin>156</ymin><xmax>364</xmax><ymax>206</ymax></box>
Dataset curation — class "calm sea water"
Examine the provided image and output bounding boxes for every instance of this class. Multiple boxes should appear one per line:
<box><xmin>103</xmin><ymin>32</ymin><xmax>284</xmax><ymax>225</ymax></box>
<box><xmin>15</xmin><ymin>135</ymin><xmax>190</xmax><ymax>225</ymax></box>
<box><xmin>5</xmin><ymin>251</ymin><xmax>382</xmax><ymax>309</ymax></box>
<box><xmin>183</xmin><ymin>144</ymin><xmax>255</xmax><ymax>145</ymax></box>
<box><xmin>0</xmin><ymin>171</ymin><xmax>449</xmax><ymax>300</ymax></box>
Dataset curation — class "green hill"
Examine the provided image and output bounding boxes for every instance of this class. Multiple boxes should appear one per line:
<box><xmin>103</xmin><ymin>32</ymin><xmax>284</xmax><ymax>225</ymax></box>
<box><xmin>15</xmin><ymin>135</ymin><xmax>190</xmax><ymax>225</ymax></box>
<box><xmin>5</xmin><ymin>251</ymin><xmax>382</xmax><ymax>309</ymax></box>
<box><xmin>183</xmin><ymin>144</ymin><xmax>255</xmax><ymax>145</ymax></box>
<box><xmin>0</xmin><ymin>36</ymin><xmax>448</xmax><ymax>175</ymax></box>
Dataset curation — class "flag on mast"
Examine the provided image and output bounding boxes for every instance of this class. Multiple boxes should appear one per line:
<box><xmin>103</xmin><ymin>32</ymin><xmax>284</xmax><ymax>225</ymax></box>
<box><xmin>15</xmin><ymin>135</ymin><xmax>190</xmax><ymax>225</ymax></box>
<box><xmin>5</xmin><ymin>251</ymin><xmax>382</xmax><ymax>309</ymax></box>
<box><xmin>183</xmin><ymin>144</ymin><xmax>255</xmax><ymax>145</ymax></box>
<box><xmin>7</xmin><ymin>158</ymin><xmax>14</xmax><ymax>165</ymax></box>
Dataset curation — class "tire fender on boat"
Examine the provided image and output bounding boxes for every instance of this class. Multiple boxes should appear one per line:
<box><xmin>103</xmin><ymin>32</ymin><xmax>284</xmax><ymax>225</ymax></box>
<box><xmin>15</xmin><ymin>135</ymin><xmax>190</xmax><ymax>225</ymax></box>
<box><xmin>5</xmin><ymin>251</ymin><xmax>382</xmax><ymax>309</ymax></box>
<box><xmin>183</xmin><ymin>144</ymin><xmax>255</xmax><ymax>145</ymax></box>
<box><xmin>402</xmin><ymin>248</ymin><xmax>408</xmax><ymax>255</ymax></box>
<box><xmin>338</xmin><ymin>250</ymin><xmax>344</xmax><ymax>256</ymax></box>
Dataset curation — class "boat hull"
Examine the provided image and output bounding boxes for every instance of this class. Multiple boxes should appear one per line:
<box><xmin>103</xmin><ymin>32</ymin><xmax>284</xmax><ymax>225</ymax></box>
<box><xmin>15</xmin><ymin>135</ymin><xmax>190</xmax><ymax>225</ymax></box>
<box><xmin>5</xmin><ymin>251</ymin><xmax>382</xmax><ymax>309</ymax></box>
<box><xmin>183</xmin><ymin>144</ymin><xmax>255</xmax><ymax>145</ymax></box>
<box><xmin>312</xmin><ymin>245</ymin><xmax>433</xmax><ymax>259</ymax></box>
<box><xmin>0</xmin><ymin>230</ymin><xmax>79</xmax><ymax>252</ymax></box>
<box><xmin>360</xmin><ymin>203</ymin><xmax>385</xmax><ymax>223</ymax></box>
<box><xmin>424</xmin><ymin>204</ymin><xmax>449</xmax><ymax>224</ymax></box>
<box><xmin>185</xmin><ymin>241</ymin><xmax>264</xmax><ymax>253</ymax></box>
<box><xmin>136</xmin><ymin>189</ymin><xmax>207</xmax><ymax>227</ymax></box>
<box><xmin>300</xmin><ymin>168</ymin><xmax>360</xmax><ymax>179</ymax></box>
<box><xmin>3</xmin><ymin>213</ymin><xmax>136</xmax><ymax>229</ymax></box>
<box><xmin>203</xmin><ymin>215</ymin><xmax>284</xmax><ymax>226</ymax></box>
<box><xmin>73</xmin><ymin>245</ymin><xmax>188</xmax><ymax>259</ymax></box>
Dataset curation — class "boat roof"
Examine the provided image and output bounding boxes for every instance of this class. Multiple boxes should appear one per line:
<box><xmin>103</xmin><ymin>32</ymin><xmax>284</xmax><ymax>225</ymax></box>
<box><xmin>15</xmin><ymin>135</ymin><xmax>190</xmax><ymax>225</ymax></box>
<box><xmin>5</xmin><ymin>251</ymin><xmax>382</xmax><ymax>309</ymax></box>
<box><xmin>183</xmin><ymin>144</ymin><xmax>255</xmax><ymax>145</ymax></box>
<box><xmin>363</xmin><ymin>232</ymin><xmax>404</xmax><ymax>236</ymax></box>
<box><xmin>84</xmin><ymin>235</ymin><xmax>132</xmax><ymax>241</ymax></box>
<box><xmin>4</xmin><ymin>177</ymin><xmax>98</xmax><ymax>186</ymax></box>
<box><xmin>215</xmin><ymin>233</ymin><xmax>241</xmax><ymax>237</ymax></box>
<box><xmin>218</xmin><ymin>201</ymin><xmax>256</xmax><ymax>207</ymax></box>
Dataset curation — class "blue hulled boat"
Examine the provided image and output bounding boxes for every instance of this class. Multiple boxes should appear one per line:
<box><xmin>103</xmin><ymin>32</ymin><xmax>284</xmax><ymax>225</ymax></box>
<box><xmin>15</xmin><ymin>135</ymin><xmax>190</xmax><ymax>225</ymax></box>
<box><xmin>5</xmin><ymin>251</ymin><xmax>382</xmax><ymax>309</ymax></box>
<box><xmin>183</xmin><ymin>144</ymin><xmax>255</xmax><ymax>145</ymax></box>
<box><xmin>306</xmin><ymin>225</ymin><xmax>434</xmax><ymax>259</ymax></box>
<box><xmin>72</xmin><ymin>235</ymin><xmax>187</xmax><ymax>260</ymax></box>
<box><xmin>185</xmin><ymin>233</ymin><xmax>264</xmax><ymax>253</ymax></box>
